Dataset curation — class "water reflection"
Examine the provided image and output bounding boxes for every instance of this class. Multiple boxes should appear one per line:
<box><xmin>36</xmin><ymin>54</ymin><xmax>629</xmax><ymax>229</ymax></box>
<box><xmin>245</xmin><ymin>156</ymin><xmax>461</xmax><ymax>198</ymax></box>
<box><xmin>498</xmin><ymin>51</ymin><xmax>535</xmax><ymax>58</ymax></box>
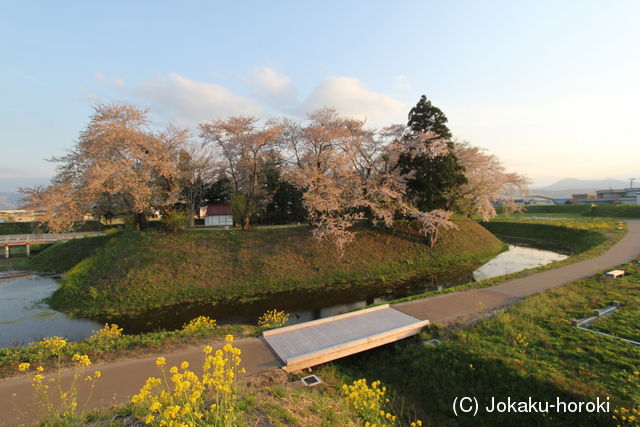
<box><xmin>0</xmin><ymin>275</ymin><xmax>101</xmax><ymax>348</ymax></box>
<box><xmin>0</xmin><ymin>243</ymin><xmax>569</xmax><ymax>346</ymax></box>
<box><xmin>110</xmin><ymin>272</ymin><xmax>471</xmax><ymax>334</ymax></box>
<box><xmin>472</xmin><ymin>245</ymin><xmax>568</xmax><ymax>281</ymax></box>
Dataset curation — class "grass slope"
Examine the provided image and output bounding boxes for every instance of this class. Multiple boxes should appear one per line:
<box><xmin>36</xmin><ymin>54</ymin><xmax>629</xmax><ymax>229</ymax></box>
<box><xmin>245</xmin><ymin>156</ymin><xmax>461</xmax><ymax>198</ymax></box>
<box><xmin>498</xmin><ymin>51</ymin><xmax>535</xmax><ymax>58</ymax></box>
<box><xmin>496</xmin><ymin>204</ymin><xmax>640</xmax><ymax>218</ymax></box>
<box><xmin>18</xmin><ymin>235</ymin><xmax>113</xmax><ymax>273</ymax></box>
<box><xmin>336</xmin><ymin>259</ymin><xmax>640</xmax><ymax>426</ymax></box>
<box><xmin>481</xmin><ymin>220</ymin><xmax>607</xmax><ymax>253</ymax></box>
<box><xmin>35</xmin><ymin>219</ymin><xmax>503</xmax><ymax>316</ymax></box>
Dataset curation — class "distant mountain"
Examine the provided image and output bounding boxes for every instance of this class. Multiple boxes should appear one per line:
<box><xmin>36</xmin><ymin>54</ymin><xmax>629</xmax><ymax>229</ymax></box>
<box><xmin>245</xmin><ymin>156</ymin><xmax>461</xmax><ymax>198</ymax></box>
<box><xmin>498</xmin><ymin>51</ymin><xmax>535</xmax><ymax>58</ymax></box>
<box><xmin>530</xmin><ymin>178</ymin><xmax>630</xmax><ymax>198</ymax></box>
<box><xmin>0</xmin><ymin>192</ymin><xmax>23</xmax><ymax>209</ymax></box>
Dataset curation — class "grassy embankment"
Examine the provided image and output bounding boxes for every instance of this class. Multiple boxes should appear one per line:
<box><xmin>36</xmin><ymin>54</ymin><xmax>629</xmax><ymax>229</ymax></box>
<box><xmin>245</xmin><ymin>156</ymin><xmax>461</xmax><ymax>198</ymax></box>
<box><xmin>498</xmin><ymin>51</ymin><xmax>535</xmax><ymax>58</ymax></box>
<box><xmin>495</xmin><ymin>204</ymin><xmax>640</xmax><ymax>219</ymax></box>
<box><xmin>0</xmin><ymin>323</ymin><xmax>255</xmax><ymax>379</ymax></box>
<box><xmin>19</xmin><ymin>218</ymin><xmax>504</xmax><ymax>317</ymax></box>
<box><xmin>333</xmin><ymin>258</ymin><xmax>640</xmax><ymax>426</ymax></box>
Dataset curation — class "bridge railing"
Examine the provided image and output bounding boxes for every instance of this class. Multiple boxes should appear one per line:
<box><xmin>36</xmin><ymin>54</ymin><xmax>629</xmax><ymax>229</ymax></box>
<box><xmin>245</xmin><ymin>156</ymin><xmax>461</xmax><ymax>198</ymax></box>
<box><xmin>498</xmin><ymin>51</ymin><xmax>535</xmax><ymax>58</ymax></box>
<box><xmin>0</xmin><ymin>232</ymin><xmax>104</xmax><ymax>244</ymax></box>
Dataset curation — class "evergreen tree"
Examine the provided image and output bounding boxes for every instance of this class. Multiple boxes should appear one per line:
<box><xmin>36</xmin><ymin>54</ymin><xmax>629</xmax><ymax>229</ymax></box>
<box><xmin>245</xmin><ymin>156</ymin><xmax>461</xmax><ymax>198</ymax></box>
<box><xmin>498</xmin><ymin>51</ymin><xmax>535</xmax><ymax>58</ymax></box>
<box><xmin>399</xmin><ymin>95</ymin><xmax>467</xmax><ymax>211</ymax></box>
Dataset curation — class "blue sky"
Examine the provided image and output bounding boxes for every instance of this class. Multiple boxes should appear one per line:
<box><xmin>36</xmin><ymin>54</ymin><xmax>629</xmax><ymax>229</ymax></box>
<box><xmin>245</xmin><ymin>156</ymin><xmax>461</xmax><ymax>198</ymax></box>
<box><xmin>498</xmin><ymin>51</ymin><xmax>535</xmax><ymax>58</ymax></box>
<box><xmin>1</xmin><ymin>1</ymin><xmax>639</xmax><ymax>192</ymax></box>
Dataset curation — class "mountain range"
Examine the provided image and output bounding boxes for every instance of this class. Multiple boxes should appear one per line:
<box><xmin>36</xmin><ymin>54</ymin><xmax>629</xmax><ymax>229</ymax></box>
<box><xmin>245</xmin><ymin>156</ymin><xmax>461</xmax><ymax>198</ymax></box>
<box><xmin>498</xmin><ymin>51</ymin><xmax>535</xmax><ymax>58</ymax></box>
<box><xmin>530</xmin><ymin>178</ymin><xmax>630</xmax><ymax>198</ymax></box>
<box><xmin>0</xmin><ymin>192</ymin><xmax>23</xmax><ymax>210</ymax></box>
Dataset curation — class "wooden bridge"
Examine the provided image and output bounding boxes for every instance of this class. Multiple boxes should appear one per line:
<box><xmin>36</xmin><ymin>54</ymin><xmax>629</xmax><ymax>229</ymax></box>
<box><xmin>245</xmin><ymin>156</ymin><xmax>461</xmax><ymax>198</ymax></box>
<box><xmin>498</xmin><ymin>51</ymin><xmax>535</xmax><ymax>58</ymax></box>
<box><xmin>0</xmin><ymin>232</ymin><xmax>104</xmax><ymax>258</ymax></box>
<box><xmin>263</xmin><ymin>305</ymin><xmax>429</xmax><ymax>372</ymax></box>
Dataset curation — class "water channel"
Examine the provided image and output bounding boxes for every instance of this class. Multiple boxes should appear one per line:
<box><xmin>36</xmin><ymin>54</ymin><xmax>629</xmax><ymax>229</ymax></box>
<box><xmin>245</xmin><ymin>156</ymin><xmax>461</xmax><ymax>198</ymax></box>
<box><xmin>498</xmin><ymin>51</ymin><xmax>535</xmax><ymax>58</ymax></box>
<box><xmin>0</xmin><ymin>243</ymin><xmax>568</xmax><ymax>347</ymax></box>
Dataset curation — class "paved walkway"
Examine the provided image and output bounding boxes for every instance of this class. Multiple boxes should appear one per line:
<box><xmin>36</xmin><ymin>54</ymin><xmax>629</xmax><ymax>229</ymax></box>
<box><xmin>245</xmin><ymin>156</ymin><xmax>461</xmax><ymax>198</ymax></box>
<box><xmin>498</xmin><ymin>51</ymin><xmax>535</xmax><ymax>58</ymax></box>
<box><xmin>1</xmin><ymin>222</ymin><xmax>639</xmax><ymax>425</ymax></box>
<box><xmin>395</xmin><ymin>221</ymin><xmax>640</xmax><ymax>323</ymax></box>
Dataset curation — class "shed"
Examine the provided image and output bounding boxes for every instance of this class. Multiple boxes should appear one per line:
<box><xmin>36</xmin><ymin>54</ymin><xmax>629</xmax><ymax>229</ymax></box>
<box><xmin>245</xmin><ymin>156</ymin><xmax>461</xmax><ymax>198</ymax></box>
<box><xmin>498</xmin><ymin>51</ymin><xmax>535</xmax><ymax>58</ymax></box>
<box><xmin>204</xmin><ymin>204</ymin><xmax>233</xmax><ymax>227</ymax></box>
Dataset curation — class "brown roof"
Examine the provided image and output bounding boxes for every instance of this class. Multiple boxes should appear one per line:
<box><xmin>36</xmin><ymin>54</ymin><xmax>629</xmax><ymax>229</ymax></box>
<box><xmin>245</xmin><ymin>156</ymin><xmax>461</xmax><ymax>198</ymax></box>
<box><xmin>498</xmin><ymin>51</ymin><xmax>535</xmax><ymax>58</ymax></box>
<box><xmin>205</xmin><ymin>203</ymin><xmax>232</xmax><ymax>216</ymax></box>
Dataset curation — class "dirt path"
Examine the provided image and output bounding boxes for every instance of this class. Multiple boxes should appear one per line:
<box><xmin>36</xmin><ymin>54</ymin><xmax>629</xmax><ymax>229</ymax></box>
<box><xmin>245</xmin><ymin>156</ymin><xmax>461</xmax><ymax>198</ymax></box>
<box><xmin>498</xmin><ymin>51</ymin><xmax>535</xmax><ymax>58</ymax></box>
<box><xmin>1</xmin><ymin>221</ymin><xmax>639</xmax><ymax>425</ymax></box>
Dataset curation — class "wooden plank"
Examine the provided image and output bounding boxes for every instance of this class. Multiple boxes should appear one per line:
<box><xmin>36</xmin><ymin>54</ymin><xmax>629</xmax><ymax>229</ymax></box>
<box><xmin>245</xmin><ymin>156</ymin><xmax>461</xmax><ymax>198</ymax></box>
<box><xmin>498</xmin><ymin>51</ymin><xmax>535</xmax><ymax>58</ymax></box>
<box><xmin>263</xmin><ymin>304</ymin><xmax>390</xmax><ymax>336</ymax></box>
<box><xmin>263</xmin><ymin>306</ymin><xmax>430</xmax><ymax>372</ymax></box>
<box><xmin>285</xmin><ymin>319</ymin><xmax>429</xmax><ymax>366</ymax></box>
<box><xmin>264</xmin><ymin>308</ymin><xmax>421</xmax><ymax>361</ymax></box>
<box><xmin>283</xmin><ymin>320</ymin><xmax>429</xmax><ymax>372</ymax></box>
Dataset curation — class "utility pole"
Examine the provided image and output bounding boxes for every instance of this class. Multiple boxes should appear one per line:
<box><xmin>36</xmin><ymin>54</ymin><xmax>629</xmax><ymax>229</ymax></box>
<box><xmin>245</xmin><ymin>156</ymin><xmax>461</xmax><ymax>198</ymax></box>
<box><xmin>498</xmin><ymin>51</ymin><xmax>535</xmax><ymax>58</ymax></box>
<box><xmin>630</xmin><ymin>178</ymin><xmax>636</xmax><ymax>188</ymax></box>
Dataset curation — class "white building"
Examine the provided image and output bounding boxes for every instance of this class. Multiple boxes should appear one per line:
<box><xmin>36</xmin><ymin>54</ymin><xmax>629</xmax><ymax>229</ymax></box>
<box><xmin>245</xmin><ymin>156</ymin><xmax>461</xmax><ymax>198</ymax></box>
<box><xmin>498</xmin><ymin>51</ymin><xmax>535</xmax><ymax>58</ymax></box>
<box><xmin>204</xmin><ymin>204</ymin><xmax>233</xmax><ymax>227</ymax></box>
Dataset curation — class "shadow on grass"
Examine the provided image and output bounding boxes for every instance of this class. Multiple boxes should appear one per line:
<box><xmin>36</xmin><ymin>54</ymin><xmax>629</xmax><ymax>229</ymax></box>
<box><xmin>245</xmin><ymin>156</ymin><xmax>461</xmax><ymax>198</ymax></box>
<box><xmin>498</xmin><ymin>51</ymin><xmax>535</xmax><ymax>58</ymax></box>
<box><xmin>335</xmin><ymin>337</ymin><xmax>612</xmax><ymax>426</ymax></box>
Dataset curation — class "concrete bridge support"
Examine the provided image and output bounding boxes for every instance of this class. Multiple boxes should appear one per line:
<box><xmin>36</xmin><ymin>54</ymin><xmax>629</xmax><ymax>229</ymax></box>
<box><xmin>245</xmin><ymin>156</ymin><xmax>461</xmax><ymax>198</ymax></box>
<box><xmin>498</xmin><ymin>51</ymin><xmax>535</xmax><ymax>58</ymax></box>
<box><xmin>4</xmin><ymin>245</ymin><xmax>8</xmax><ymax>259</ymax></box>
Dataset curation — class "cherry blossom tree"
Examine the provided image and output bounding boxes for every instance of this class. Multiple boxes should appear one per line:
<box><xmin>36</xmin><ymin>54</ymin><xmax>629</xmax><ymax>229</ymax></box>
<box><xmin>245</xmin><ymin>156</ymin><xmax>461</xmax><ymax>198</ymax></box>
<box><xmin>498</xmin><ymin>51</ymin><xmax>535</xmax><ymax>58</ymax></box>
<box><xmin>282</xmin><ymin>109</ymin><xmax>458</xmax><ymax>254</ymax></box>
<box><xmin>199</xmin><ymin>117</ymin><xmax>282</xmax><ymax>230</ymax></box>
<box><xmin>453</xmin><ymin>141</ymin><xmax>530</xmax><ymax>220</ymax></box>
<box><xmin>20</xmin><ymin>103</ymin><xmax>187</xmax><ymax>231</ymax></box>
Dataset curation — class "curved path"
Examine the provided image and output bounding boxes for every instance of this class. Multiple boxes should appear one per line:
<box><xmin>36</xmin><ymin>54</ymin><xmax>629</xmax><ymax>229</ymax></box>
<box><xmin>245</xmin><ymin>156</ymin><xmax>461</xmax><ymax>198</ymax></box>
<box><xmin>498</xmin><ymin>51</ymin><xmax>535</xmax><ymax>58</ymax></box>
<box><xmin>394</xmin><ymin>221</ymin><xmax>640</xmax><ymax>323</ymax></box>
<box><xmin>1</xmin><ymin>222</ymin><xmax>639</xmax><ymax>425</ymax></box>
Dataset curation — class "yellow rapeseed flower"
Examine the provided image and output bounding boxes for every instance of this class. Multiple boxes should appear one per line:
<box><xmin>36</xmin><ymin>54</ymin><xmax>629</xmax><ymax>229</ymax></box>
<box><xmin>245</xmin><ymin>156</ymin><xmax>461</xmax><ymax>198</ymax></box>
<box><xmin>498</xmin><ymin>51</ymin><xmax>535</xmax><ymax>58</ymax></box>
<box><xmin>155</xmin><ymin>357</ymin><xmax>166</xmax><ymax>367</ymax></box>
<box><xmin>72</xmin><ymin>353</ymin><xmax>92</xmax><ymax>367</ymax></box>
<box><xmin>18</xmin><ymin>362</ymin><xmax>30</xmax><ymax>371</ymax></box>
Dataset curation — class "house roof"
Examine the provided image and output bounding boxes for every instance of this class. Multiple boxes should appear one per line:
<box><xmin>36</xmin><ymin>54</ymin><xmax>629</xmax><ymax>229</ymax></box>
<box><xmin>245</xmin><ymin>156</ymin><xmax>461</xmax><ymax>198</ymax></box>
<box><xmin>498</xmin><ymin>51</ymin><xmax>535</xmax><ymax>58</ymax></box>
<box><xmin>206</xmin><ymin>203</ymin><xmax>232</xmax><ymax>216</ymax></box>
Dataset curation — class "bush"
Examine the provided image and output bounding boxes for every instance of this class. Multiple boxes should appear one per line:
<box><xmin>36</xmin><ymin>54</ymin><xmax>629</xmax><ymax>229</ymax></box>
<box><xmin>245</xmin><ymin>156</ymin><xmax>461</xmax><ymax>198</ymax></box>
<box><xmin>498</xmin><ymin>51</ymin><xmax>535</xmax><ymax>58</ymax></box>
<box><xmin>160</xmin><ymin>209</ymin><xmax>189</xmax><ymax>232</ymax></box>
<box><xmin>182</xmin><ymin>316</ymin><xmax>217</xmax><ymax>333</ymax></box>
<box><xmin>257</xmin><ymin>309</ymin><xmax>290</xmax><ymax>330</ymax></box>
<box><xmin>131</xmin><ymin>337</ymin><xmax>244</xmax><ymax>425</ymax></box>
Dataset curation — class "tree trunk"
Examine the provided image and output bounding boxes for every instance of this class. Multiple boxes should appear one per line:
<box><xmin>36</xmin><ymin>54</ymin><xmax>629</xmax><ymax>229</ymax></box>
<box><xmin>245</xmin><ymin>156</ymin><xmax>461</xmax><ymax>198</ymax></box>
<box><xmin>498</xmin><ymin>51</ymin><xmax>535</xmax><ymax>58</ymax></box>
<box><xmin>242</xmin><ymin>214</ymin><xmax>251</xmax><ymax>230</ymax></box>
<box><xmin>134</xmin><ymin>212</ymin><xmax>148</xmax><ymax>231</ymax></box>
<box><xmin>426</xmin><ymin>228</ymin><xmax>438</xmax><ymax>248</ymax></box>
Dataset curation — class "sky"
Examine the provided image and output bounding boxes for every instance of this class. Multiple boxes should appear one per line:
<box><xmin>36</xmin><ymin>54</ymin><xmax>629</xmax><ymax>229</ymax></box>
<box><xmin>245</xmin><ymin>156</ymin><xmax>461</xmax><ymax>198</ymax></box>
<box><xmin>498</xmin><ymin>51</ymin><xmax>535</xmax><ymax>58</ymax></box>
<box><xmin>1</xmin><ymin>1</ymin><xmax>639</xmax><ymax>192</ymax></box>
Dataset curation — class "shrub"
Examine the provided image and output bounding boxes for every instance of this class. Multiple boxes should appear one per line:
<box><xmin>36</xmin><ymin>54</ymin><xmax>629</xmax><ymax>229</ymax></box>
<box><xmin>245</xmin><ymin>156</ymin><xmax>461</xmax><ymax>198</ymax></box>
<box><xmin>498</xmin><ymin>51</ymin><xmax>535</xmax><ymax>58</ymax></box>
<box><xmin>341</xmin><ymin>378</ymin><xmax>423</xmax><ymax>426</ymax></box>
<box><xmin>257</xmin><ymin>309</ymin><xmax>289</xmax><ymax>330</ymax></box>
<box><xmin>131</xmin><ymin>336</ymin><xmax>245</xmax><ymax>425</ymax></box>
<box><xmin>19</xmin><ymin>337</ymin><xmax>101</xmax><ymax>424</ymax></box>
<box><xmin>160</xmin><ymin>209</ymin><xmax>190</xmax><ymax>232</ymax></box>
<box><xmin>89</xmin><ymin>323</ymin><xmax>123</xmax><ymax>342</ymax></box>
<box><xmin>182</xmin><ymin>316</ymin><xmax>217</xmax><ymax>333</ymax></box>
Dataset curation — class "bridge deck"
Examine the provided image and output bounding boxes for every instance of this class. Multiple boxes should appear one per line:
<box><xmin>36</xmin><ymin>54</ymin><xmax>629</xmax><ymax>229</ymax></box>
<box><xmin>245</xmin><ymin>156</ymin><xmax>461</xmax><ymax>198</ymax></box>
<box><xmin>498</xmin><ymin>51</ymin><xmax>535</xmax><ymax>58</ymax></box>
<box><xmin>0</xmin><ymin>232</ymin><xmax>104</xmax><ymax>245</ymax></box>
<box><xmin>263</xmin><ymin>304</ymin><xmax>429</xmax><ymax>372</ymax></box>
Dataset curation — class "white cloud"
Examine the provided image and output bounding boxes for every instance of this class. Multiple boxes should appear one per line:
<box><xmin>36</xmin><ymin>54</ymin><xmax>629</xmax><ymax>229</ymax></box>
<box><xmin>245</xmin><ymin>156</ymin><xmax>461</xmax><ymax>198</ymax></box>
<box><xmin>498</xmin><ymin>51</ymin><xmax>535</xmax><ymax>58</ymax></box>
<box><xmin>393</xmin><ymin>74</ymin><xmax>411</xmax><ymax>90</ymax></box>
<box><xmin>93</xmin><ymin>72</ymin><xmax>125</xmax><ymax>88</ymax></box>
<box><xmin>245</xmin><ymin>67</ymin><xmax>298</xmax><ymax>112</ymax></box>
<box><xmin>94</xmin><ymin>72</ymin><xmax>261</xmax><ymax>128</ymax></box>
<box><xmin>93</xmin><ymin>70</ymin><xmax>407</xmax><ymax>129</ymax></box>
<box><xmin>303</xmin><ymin>77</ymin><xmax>406</xmax><ymax>127</ymax></box>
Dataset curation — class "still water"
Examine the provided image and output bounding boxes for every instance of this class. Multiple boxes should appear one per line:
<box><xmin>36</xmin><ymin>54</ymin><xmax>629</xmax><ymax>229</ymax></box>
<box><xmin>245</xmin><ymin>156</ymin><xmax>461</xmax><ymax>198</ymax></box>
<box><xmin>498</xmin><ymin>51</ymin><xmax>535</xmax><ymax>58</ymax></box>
<box><xmin>0</xmin><ymin>275</ymin><xmax>101</xmax><ymax>347</ymax></box>
<box><xmin>0</xmin><ymin>243</ymin><xmax>568</xmax><ymax>347</ymax></box>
